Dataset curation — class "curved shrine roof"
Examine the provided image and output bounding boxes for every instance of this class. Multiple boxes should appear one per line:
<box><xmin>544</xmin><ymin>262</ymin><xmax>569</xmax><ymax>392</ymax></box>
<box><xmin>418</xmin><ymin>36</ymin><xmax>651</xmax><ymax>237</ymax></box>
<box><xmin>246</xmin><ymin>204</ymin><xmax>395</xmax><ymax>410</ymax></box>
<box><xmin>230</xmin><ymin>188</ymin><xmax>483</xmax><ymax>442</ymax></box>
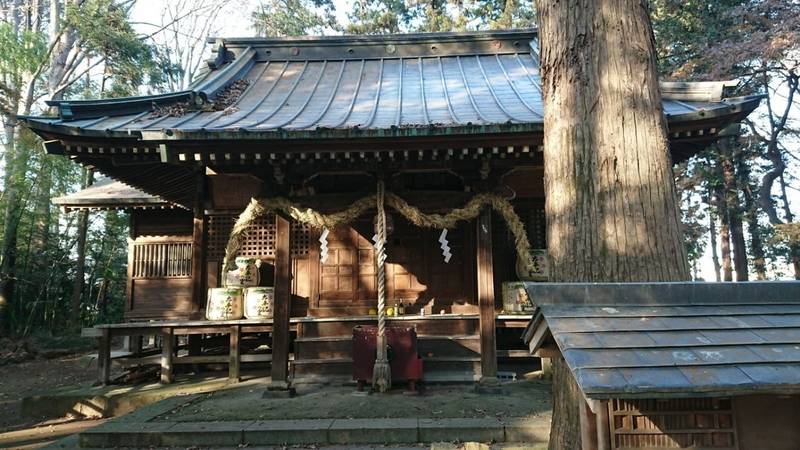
<box><xmin>23</xmin><ymin>30</ymin><xmax>761</xmax><ymax>141</ymax></box>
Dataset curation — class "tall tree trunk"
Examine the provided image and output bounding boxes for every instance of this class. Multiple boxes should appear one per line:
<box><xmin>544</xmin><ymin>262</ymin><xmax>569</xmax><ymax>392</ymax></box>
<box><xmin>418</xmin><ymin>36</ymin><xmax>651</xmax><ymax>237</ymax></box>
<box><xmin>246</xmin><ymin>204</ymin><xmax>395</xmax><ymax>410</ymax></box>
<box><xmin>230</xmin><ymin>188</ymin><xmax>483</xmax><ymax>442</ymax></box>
<box><xmin>736</xmin><ymin>152</ymin><xmax>767</xmax><ymax>280</ymax></box>
<box><xmin>778</xmin><ymin>172</ymin><xmax>800</xmax><ymax>279</ymax></box>
<box><xmin>719</xmin><ymin>205</ymin><xmax>733</xmax><ymax>281</ymax></box>
<box><xmin>714</xmin><ymin>159</ymin><xmax>733</xmax><ymax>282</ymax></box>
<box><xmin>69</xmin><ymin>169</ymin><xmax>93</xmax><ymax>332</ymax></box>
<box><xmin>0</xmin><ymin>123</ymin><xmax>25</xmax><ymax>335</ymax></box>
<box><xmin>707</xmin><ymin>193</ymin><xmax>722</xmax><ymax>282</ymax></box>
<box><xmin>535</xmin><ymin>0</ymin><xmax>690</xmax><ymax>448</ymax></box>
<box><xmin>719</xmin><ymin>139</ymin><xmax>748</xmax><ymax>281</ymax></box>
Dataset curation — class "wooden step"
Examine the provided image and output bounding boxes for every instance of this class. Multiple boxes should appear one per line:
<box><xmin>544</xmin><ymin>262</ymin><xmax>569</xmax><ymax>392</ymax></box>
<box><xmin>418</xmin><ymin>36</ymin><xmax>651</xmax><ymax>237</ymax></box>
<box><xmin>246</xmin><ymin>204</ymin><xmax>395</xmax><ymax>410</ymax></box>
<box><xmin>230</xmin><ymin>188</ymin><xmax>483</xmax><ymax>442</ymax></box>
<box><xmin>295</xmin><ymin>333</ymin><xmax>481</xmax><ymax>360</ymax></box>
<box><xmin>291</xmin><ymin>356</ymin><xmax>481</xmax><ymax>381</ymax></box>
<box><xmin>294</xmin><ymin>335</ymin><xmax>351</xmax><ymax>342</ymax></box>
<box><xmin>298</xmin><ymin>319</ymin><xmax>479</xmax><ymax>339</ymax></box>
<box><xmin>292</xmin><ymin>358</ymin><xmax>353</xmax><ymax>378</ymax></box>
<box><xmin>422</xmin><ymin>356</ymin><xmax>482</xmax><ymax>374</ymax></box>
<box><xmin>295</xmin><ymin>338</ymin><xmax>352</xmax><ymax>360</ymax></box>
<box><xmin>497</xmin><ymin>349</ymin><xmax>535</xmax><ymax>358</ymax></box>
<box><xmin>418</xmin><ymin>335</ymin><xmax>480</xmax><ymax>358</ymax></box>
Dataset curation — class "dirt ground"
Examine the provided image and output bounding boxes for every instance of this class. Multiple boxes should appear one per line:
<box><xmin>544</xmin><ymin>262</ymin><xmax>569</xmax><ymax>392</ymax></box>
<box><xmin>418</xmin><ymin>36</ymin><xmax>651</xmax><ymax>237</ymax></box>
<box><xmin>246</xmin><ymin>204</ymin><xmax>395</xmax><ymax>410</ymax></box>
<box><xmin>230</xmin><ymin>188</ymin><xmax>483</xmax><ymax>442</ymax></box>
<box><xmin>0</xmin><ymin>352</ymin><xmax>98</xmax><ymax>431</ymax></box>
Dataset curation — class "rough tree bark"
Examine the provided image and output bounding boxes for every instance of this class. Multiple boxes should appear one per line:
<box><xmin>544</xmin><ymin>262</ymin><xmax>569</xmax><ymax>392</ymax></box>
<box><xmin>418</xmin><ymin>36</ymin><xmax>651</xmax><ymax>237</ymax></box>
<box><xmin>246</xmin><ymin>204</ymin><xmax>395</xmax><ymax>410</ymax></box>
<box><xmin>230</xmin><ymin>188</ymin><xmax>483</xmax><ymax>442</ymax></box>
<box><xmin>736</xmin><ymin>152</ymin><xmax>767</xmax><ymax>279</ymax></box>
<box><xmin>69</xmin><ymin>169</ymin><xmax>93</xmax><ymax>332</ymax></box>
<box><xmin>778</xmin><ymin>172</ymin><xmax>800</xmax><ymax>279</ymax></box>
<box><xmin>718</xmin><ymin>139</ymin><xmax>748</xmax><ymax>281</ymax></box>
<box><xmin>707</xmin><ymin>194</ymin><xmax>722</xmax><ymax>282</ymax></box>
<box><xmin>713</xmin><ymin>161</ymin><xmax>733</xmax><ymax>282</ymax></box>
<box><xmin>535</xmin><ymin>0</ymin><xmax>690</xmax><ymax>448</ymax></box>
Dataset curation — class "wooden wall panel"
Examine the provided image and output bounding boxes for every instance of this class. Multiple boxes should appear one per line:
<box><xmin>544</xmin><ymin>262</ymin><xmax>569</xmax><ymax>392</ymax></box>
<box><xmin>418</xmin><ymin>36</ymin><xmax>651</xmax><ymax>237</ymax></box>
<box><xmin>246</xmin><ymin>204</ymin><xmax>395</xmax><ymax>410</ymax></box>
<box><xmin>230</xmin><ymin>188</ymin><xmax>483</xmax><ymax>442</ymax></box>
<box><xmin>208</xmin><ymin>174</ymin><xmax>263</xmax><ymax>210</ymax></box>
<box><xmin>610</xmin><ymin>398</ymin><xmax>738</xmax><ymax>450</ymax></box>
<box><xmin>132</xmin><ymin>209</ymin><xmax>193</xmax><ymax>237</ymax></box>
<box><xmin>127</xmin><ymin>278</ymin><xmax>193</xmax><ymax>319</ymax></box>
<box><xmin>501</xmin><ymin>166</ymin><xmax>545</xmax><ymax>199</ymax></box>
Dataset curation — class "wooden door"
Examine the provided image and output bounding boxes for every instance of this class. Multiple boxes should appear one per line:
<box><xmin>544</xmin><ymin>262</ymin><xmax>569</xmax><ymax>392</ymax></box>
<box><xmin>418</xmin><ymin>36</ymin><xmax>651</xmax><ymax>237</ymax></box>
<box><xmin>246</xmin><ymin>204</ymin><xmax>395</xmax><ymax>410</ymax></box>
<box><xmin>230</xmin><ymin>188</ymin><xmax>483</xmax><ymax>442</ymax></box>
<box><xmin>318</xmin><ymin>223</ymin><xmax>376</xmax><ymax>307</ymax></box>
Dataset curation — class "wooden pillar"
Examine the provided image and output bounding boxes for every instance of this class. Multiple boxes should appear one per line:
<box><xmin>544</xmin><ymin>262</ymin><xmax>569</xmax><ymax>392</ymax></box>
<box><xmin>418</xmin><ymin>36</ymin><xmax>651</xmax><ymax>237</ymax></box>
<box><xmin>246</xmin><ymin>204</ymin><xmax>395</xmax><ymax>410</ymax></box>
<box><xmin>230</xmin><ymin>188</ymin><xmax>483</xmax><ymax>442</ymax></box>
<box><xmin>191</xmin><ymin>167</ymin><xmax>207</xmax><ymax>314</ymax></box>
<box><xmin>596</xmin><ymin>400</ymin><xmax>611</xmax><ymax>450</ymax></box>
<box><xmin>125</xmin><ymin>220</ymin><xmax>135</xmax><ymax>314</ymax></box>
<box><xmin>476</xmin><ymin>208</ymin><xmax>497</xmax><ymax>379</ymax></box>
<box><xmin>269</xmin><ymin>215</ymin><xmax>291</xmax><ymax>388</ymax></box>
<box><xmin>580</xmin><ymin>399</ymin><xmax>599</xmax><ymax>450</ymax></box>
<box><xmin>229</xmin><ymin>325</ymin><xmax>241</xmax><ymax>382</ymax></box>
<box><xmin>161</xmin><ymin>328</ymin><xmax>174</xmax><ymax>384</ymax></box>
<box><xmin>98</xmin><ymin>328</ymin><xmax>111</xmax><ymax>385</ymax></box>
<box><xmin>132</xmin><ymin>335</ymin><xmax>143</xmax><ymax>356</ymax></box>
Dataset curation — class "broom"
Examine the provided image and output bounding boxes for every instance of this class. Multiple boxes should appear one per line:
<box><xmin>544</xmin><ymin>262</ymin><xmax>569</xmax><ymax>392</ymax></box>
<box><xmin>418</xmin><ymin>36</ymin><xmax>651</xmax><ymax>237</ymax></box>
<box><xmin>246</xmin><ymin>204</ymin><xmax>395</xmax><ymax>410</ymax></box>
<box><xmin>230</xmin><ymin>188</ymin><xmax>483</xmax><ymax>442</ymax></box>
<box><xmin>372</xmin><ymin>180</ymin><xmax>391</xmax><ymax>392</ymax></box>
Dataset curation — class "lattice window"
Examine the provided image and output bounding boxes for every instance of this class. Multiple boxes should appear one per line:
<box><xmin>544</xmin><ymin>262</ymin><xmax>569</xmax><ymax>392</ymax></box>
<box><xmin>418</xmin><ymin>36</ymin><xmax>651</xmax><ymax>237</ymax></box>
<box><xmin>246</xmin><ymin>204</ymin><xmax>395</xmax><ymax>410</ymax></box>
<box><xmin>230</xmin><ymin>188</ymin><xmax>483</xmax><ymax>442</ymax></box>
<box><xmin>207</xmin><ymin>213</ymin><xmax>277</xmax><ymax>260</ymax></box>
<box><xmin>291</xmin><ymin>221</ymin><xmax>311</xmax><ymax>258</ymax></box>
<box><xmin>132</xmin><ymin>240</ymin><xmax>192</xmax><ymax>278</ymax></box>
<box><xmin>610</xmin><ymin>398</ymin><xmax>737</xmax><ymax>450</ymax></box>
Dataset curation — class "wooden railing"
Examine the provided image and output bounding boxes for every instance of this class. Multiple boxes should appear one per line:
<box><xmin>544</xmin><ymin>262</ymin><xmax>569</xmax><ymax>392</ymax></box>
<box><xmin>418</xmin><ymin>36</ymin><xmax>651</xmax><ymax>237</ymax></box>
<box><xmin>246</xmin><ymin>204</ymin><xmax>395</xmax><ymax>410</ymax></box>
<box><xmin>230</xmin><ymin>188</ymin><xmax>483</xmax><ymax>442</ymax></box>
<box><xmin>131</xmin><ymin>237</ymin><xmax>193</xmax><ymax>279</ymax></box>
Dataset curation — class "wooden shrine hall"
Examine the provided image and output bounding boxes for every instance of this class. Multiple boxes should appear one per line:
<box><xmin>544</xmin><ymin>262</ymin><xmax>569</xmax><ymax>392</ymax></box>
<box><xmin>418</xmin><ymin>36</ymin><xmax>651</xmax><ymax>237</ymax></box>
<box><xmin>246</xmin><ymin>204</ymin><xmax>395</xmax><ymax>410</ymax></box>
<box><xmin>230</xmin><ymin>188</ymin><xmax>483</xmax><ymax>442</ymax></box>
<box><xmin>24</xmin><ymin>30</ymin><xmax>761</xmax><ymax>387</ymax></box>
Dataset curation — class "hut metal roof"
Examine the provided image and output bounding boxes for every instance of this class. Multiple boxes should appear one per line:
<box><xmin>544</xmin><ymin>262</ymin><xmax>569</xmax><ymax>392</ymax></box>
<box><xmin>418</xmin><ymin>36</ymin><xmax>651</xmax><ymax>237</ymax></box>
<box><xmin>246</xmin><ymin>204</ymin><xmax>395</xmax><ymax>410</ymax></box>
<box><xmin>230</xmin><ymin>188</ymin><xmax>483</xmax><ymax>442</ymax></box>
<box><xmin>21</xmin><ymin>30</ymin><xmax>761</xmax><ymax>142</ymax></box>
<box><xmin>523</xmin><ymin>282</ymin><xmax>800</xmax><ymax>400</ymax></box>
<box><xmin>52</xmin><ymin>178</ymin><xmax>173</xmax><ymax>211</ymax></box>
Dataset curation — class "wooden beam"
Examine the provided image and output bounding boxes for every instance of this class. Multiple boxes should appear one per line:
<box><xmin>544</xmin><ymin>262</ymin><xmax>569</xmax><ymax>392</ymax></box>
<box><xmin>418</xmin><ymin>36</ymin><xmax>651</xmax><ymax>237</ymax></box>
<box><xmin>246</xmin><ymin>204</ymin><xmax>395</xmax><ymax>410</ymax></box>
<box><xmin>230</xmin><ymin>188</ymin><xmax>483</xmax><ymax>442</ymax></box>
<box><xmin>308</xmin><ymin>229</ymin><xmax>321</xmax><ymax>311</ymax></box>
<box><xmin>580</xmin><ymin>399</ymin><xmax>599</xmax><ymax>450</ymax></box>
<box><xmin>161</xmin><ymin>328</ymin><xmax>174</xmax><ymax>384</ymax></box>
<box><xmin>229</xmin><ymin>325</ymin><xmax>241</xmax><ymax>382</ymax></box>
<box><xmin>270</xmin><ymin>215</ymin><xmax>292</xmax><ymax>388</ymax></box>
<box><xmin>125</xmin><ymin>217</ymin><xmax>135</xmax><ymax>314</ymax></box>
<box><xmin>596</xmin><ymin>400</ymin><xmax>611</xmax><ymax>450</ymax></box>
<box><xmin>191</xmin><ymin>167</ymin><xmax>207</xmax><ymax>314</ymax></box>
<box><xmin>98</xmin><ymin>328</ymin><xmax>111</xmax><ymax>385</ymax></box>
<box><xmin>476</xmin><ymin>208</ymin><xmax>497</xmax><ymax>379</ymax></box>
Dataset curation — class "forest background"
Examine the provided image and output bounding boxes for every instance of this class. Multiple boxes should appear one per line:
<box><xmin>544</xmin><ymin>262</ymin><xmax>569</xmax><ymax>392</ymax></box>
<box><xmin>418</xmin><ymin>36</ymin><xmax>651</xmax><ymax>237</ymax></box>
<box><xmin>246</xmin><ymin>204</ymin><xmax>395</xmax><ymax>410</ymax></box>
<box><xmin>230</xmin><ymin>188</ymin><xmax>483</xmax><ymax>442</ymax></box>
<box><xmin>0</xmin><ymin>0</ymin><xmax>797</xmax><ymax>337</ymax></box>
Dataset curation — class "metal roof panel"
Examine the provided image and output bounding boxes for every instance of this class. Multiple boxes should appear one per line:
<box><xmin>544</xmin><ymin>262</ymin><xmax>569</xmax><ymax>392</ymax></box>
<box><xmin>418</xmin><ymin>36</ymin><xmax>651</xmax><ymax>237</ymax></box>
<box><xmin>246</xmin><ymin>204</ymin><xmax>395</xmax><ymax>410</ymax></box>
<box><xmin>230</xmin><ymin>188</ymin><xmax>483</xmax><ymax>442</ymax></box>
<box><xmin>22</xmin><ymin>31</ymin><xmax>762</xmax><ymax>141</ymax></box>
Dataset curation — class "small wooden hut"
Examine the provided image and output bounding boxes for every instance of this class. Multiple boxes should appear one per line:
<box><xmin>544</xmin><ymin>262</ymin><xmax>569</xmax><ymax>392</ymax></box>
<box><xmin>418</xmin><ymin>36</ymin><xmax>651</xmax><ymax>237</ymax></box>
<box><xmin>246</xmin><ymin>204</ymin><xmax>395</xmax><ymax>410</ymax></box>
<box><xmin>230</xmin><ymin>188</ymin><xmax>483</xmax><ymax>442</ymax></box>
<box><xmin>23</xmin><ymin>30</ymin><xmax>761</xmax><ymax>386</ymax></box>
<box><xmin>523</xmin><ymin>282</ymin><xmax>800</xmax><ymax>450</ymax></box>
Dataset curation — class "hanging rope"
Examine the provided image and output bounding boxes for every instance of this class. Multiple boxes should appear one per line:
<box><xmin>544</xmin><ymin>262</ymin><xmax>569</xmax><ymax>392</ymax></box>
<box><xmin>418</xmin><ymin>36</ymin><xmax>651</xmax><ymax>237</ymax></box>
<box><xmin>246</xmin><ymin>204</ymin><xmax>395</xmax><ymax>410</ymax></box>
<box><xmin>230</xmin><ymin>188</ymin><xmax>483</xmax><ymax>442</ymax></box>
<box><xmin>372</xmin><ymin>180</ymin><xmax>391</xmax><ymax>392</ymax></box>
<box><xmin>222</xmin><ymin>192</ymin><xmax>536</xmax><ymax>274</ymax></box>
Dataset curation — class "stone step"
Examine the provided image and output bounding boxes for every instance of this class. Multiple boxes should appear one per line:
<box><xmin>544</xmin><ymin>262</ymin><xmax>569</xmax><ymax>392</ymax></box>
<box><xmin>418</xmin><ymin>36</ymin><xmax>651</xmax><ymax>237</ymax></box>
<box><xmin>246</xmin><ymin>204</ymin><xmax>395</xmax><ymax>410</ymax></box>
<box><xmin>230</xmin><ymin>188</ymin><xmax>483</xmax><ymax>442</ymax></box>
<box><xmin>78</xmin><ymin>416</ymin><xmax>550</xmax><ymax>447</ymax></box>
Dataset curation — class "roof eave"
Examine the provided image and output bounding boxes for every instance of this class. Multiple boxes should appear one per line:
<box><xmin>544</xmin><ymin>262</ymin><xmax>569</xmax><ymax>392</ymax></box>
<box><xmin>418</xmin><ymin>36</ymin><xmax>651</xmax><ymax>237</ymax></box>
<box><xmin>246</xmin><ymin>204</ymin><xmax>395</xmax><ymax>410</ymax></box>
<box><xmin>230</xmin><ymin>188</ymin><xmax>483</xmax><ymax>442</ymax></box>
<box><xmin>46</xmin><ymin>91</ymin><xmax>195</xmax><ymax>121</ymax></box>
<box><xmin>581</xmin><ymin>383</ymin><xmax>800</xmax><ymax>400</ymax></box>
<box><xmin>143</xmin><ymin>122</ymin><xmax>544</xmax><ymax>142</ymax></box>
<box><xmin>23</xmin><ymin>95</ymin><xmax>761</xmax><ymax>143</ymax></box>
<box><xmin>209</xmin><ymin>29</ymin><xmax>539</xmax><ymax>48</ymax></box>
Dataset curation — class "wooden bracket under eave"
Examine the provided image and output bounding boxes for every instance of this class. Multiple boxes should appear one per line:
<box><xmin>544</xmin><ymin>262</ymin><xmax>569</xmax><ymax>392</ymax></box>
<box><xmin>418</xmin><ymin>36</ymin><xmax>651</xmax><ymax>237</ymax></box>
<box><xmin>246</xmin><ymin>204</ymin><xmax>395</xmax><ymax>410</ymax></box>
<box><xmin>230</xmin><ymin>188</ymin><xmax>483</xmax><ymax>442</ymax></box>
<box><xmin>43</xmin><ymin>139</ymin><xmax>65</xmax><ymax>155</ymax></box>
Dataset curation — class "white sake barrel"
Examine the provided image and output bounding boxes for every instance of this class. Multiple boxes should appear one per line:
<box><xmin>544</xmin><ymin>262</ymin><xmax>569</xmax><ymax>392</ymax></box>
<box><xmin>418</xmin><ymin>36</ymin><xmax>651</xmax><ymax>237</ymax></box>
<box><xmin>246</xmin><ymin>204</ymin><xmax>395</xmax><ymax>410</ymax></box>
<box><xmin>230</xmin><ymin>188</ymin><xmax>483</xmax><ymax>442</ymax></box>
<box><xmin>206</xmin><ymin>287</ymin><xmax>244</xmax><ymax>320</ymax></box>
<box><xmin>225</xmin><ymin>257</ymin><xmax>261</xmax><ymax>287</ymax></box>
<box><xmin>244</xmin><ymin>287</ymin><xmax>274</xmax><ymax>319</ymax></box>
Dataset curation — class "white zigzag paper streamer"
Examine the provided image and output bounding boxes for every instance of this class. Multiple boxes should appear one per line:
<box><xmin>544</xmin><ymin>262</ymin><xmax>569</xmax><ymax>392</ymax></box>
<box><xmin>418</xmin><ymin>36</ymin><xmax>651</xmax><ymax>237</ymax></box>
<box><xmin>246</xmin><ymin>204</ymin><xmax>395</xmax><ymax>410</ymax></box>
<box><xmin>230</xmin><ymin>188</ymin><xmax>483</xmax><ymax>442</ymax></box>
<box><xmin>439</xmin><ymin>228</ymin><xmax>452</xmax><ymax>263</ymax></box>
<box><xmin>319</xmin><ymin>228</ymin><xmax>330</xmax><ymax>263</ymax></box>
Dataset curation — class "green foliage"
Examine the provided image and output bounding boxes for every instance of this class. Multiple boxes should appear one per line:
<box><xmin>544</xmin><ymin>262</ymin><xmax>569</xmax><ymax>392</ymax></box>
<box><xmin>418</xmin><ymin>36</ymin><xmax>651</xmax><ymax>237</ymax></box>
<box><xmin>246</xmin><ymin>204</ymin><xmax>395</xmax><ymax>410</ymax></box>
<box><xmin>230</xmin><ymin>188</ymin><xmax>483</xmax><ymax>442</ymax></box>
<box><xmin>651</xmin><ymin>0</ymin><xmax>800</xmax><ymax>82</ymax></box>
<box><xmin>65</xmin><ymin>0</ymin><xmax>175</xmax><ymax>96</ymax></box>
<box><xmin>468</xmin><ymin>0</ymin><xmax>536</xmax><ymax>30</ymax></box>
<box><xmin>345</xmin><ymin>0</ymin><xmax>535</xmax><ymax>34</ymax></box>
<box><xmin>252</xmin><ymin>0</ymin><xmax>339</xmax><ymax>36</ymax></box>
<box><xmin>0</xmin><ymin>22</ymin><xmax>47</xmax><ymax>86</ymax></box>
<box><xmin>650</xmin><ymin>0</ymin><xmax>742</xmax><ymax>79</ymax></box>
<box><xmin>347</xmin><ymin>0</ymin><xmax>413</xmax><ymax>34</ymax></box>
